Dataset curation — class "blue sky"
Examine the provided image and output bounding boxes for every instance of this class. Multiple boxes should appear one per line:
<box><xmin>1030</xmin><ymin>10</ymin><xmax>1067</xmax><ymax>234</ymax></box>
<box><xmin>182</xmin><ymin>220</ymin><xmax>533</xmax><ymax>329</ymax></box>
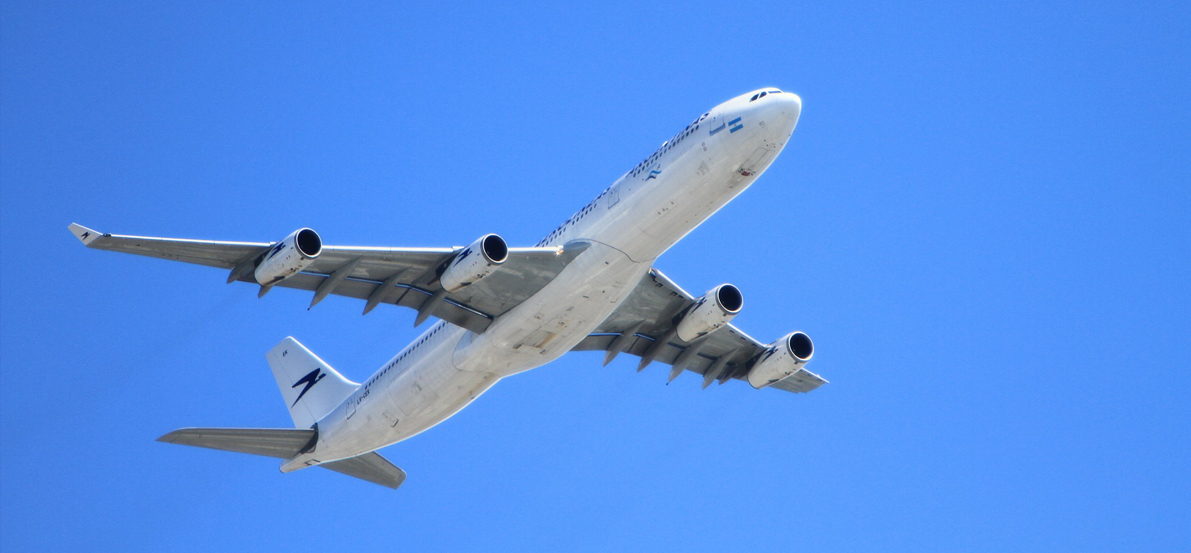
<box><xmin>2</xmin><ymin>1</ymin><xmax>1189</xmax><ymax>551</ymax></box>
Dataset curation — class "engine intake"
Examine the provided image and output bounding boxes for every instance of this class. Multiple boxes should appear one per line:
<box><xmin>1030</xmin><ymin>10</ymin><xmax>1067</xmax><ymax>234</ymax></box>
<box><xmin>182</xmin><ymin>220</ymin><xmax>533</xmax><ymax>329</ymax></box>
<box><xmin>675</xmin><ymin>283</ymin><xmax>743</xmax><ymax>342</ymax></box>
<box><xmin>440</xmin><ymin>234</ymin><xmax>508</xmax><ymax>292</ymax></box>
<box><xmin>746</xmin><ymin>331</ymin><xmax>814</xmax><ymax>388</ymax></box>
<box><xmin>254</xmin><ymin>228</ymin><xmax>322</xmax><ymax>285</ymax></box>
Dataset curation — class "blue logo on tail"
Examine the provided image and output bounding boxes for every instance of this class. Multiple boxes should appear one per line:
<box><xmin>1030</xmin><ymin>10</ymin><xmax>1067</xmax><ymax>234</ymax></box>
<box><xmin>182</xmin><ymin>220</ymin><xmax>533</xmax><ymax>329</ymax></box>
<box><xmin>291</xmin><ymin>368</ymin><xmax>326</xmax><ymax>407</ymax></box>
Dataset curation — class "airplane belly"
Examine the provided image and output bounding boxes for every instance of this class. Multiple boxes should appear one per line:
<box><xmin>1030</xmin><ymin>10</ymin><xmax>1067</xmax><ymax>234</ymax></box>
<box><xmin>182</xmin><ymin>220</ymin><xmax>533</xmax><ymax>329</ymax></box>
<box><xmin>314</xmin><ymin>243</ymin><xmax>647</xmax><ymax>459</ymax></box>
<box><xmin>375</xmin><ymin>334</ymin><xmax>500</xmax><ymax>440</ymax></box>
<box><xmin>453</xmin><ymin>241</ymin><xmax>647</xmax><ymax>376</ymax></box>
<box><xmin>382</xmin><ymin>366</ymin><xmax>499</xmax><ymax>443</ymax></box>
<box><xmin>312</xmin><ymin>336</ymin><xmax>502</xmax><ymax>460</ymax></box>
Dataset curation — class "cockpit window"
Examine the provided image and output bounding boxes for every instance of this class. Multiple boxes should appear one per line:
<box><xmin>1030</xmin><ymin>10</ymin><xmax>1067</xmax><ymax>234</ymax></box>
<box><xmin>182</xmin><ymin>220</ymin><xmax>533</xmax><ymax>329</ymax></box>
<box><xmin>750</xmin><ymin>90</ymin><xmax>783</xmax><ymax>102</ymax></box>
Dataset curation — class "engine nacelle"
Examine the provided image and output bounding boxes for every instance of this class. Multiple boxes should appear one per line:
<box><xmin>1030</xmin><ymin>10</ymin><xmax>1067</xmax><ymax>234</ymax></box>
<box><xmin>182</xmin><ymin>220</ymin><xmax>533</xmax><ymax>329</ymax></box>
<box><xmin>439</xmin><ymin>234</ymin><xmax>509</xmax><ymax>292</ymax></box>
<box><xmin>675</xmin><ymin>283</ymin><xmax>743</xmax><ymax>342</ymax></box>
<box><xmin>254</xmin><ymin>228</ymin><xmax>322</xmax><ymax>285</ymax></box>
<box><xmin>747</xmin><ymin>331</ymin><xmax>815</xmax><ymax>389</ymax></box>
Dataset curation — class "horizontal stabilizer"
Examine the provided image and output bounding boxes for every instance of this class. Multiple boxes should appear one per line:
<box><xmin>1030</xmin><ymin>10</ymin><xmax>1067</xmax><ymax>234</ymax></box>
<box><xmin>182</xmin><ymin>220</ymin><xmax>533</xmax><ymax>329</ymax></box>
<box><xmin>320</xmin><ymin>452</ymin><xmax>407</xmax><ymax>489</ymax></box>
<box><xmin>160</xmin><ymin>427</ymin><xmax>406</xmax><ymax>490</ymax></box>
<box><xmin>158</xmin><ymin>427</ymin><xmax>316</xmax><ymax>459</ymax></box>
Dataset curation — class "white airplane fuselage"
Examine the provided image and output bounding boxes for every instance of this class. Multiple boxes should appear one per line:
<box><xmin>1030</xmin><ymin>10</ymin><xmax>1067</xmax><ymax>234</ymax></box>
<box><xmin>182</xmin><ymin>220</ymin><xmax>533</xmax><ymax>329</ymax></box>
<box><xmin>284</xmin><ymin>90</ymin><xmax>802</xmax><ymax>471</ymax></box>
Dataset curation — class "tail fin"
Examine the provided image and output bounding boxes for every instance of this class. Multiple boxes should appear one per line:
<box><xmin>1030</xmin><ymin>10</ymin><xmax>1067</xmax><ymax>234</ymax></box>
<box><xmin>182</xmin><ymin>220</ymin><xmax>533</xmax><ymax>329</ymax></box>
<box><xmin>266</xmin><ymin>337</ymin><xmax>358</xmax><ymax>428</ymax></box>
<box><xmin>158</xmin><ymin>428</ymin><xmax>406</xmax><ymax>489</ymax></box>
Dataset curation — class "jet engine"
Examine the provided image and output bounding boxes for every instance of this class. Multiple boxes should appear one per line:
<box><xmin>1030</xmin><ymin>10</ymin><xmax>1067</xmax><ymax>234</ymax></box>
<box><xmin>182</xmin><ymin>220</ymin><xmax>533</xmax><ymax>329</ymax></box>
<box><xmin>675</xmin><ymin>283</ymin><xmax>743</xmax><ymax>342</ymax></box>
<box><xmin>254</xmin><ymin>228</ymin><xmax>322</xmax><ymax>285</ymax></box>
<box><xmin>746</xmin><ymin>331</ymin><xmax>814</xmax><ymax>388</ymax></box>
<box><xmin>439</xmin><ymin>234</ymin><xmax>509</xmax><ymax>292</ymax></box>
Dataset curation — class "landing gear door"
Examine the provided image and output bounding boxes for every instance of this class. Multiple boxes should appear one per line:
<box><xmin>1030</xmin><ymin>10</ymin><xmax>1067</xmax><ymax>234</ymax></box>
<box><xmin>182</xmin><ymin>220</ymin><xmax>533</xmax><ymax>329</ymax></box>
<box><xmin>739</xmin><ymin>147</ymin><xmax>774</xmax><ymax>177</ymax></box>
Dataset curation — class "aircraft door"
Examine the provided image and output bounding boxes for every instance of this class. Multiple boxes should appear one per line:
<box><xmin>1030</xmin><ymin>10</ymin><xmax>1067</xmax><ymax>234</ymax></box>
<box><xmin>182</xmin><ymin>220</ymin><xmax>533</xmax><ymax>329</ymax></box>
<box><xmin>704</xmin><ymin>113</ymin><xmax>725</xmax><ymax>146</ymax></box>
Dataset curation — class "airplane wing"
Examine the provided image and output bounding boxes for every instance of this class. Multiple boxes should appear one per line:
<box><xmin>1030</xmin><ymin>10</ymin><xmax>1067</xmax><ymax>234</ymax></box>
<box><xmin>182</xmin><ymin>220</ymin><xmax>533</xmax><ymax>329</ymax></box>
<box><xmin>572</xmin><ymin>268</ymin><xmax>827</xmax><ymax>393</ymax></box>
<box><xmin>69</xmin><ymin>223</ymin><xmax>587</xmax><ymax>334</ymax></box>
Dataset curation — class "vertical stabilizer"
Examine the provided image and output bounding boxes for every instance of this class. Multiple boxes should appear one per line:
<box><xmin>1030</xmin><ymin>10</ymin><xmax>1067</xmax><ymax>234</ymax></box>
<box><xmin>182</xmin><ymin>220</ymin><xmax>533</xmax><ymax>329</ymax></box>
<box><xmin>266</xmin><ymin>337</ymin><xmax>359</xmax><ymax>428</ymax></box>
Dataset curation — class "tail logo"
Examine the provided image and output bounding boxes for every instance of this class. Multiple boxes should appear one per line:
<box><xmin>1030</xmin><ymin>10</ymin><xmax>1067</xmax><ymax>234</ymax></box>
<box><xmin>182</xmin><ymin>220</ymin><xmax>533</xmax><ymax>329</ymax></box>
<box><xmin>291</xmin><ymin>368</ymin><xmax>326</xmax><ymax>407</ymax></box>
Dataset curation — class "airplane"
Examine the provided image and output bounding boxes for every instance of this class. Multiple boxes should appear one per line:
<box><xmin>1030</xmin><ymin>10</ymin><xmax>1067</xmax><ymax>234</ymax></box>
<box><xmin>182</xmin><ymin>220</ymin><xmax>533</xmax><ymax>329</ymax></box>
<box><xmin>69</xmin><ymin>88</ymin><xmax>825</xmax><ymax>490</ymax></box>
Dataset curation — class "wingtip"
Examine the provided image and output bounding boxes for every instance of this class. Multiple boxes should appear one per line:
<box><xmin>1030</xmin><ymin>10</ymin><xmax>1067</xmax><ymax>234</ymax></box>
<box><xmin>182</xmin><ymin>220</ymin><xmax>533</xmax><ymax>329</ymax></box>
<box><xmin>68</xmin><ymin>223</ymin><xmax>102</xmax><ymax>246</ymax></box>
<box><xmin>156</xmin><ymin>429</ymin><xmax>183</xmax><ymax>443</ymax></box>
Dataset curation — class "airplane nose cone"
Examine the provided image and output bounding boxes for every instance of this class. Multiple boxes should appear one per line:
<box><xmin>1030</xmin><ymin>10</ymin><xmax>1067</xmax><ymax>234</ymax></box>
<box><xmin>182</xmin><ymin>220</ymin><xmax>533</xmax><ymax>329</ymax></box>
<box><xmin>718</xmin><ymin>90</ymin><xmax>803</xmax><ymax>140</ymax></box>
<box><xmin>773</xmin><ymin>93</ymin><xmax>801</xmax><ymax>134</ymax></box>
